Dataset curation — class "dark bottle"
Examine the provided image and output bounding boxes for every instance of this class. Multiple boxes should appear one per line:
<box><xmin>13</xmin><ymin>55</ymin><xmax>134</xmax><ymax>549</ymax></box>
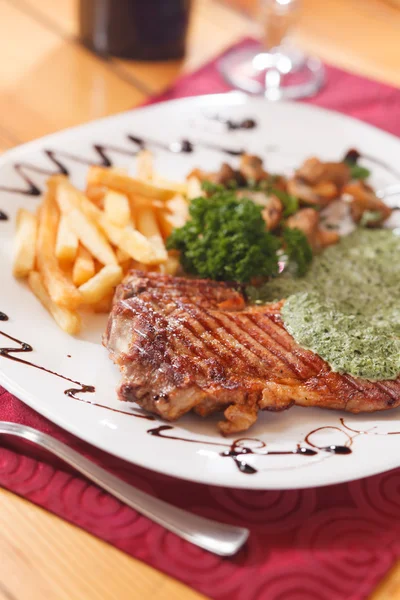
<box><xmin>79</xmin><ymin>0</ymin><xmax>192</xmax><ymax>60</ymax></box>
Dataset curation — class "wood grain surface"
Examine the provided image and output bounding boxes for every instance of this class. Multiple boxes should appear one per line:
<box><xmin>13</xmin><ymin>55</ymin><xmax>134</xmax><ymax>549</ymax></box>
<box><xmin>0</xmin><ymin>0</ymin><xmax>400</xmax><ymax>598</ymax></box>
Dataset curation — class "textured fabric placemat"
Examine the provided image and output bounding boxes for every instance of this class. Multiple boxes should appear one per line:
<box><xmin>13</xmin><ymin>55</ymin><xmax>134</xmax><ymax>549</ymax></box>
<box><xmin>1</xmin><ymin>39</ymin><xmax>400</xmax><ymax>600</ymax></box>
<box><xmin>152</xmin><ymin>39</ymin><xmax>400</xmax><ymax>137</ymax></box>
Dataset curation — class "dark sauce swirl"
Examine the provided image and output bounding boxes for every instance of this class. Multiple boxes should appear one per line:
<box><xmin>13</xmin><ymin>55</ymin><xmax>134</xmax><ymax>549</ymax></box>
<box><xmin>148</xmin><ymin>425</ymin><xmax>323</xmax><ymax>475</ymax></box>
<box><xmin>305</xmin><ymin>426</ymin><xmax>353</xmax><ymax>455</ymax></box>
<box><xmin>208</xmin><ymin>115</ymin><xmax>257</xmax><ymax>131</ymax></box>
<box><xmin>0</xmin><ymin>313</ymin><xmax>156</xmax><ymax>420</ymax></box>
<box><xmin>0</xmin><ymin>135</ymin><xmax>244</xmax><ymax>197</ymax></box>
<box><xmin>0</xmin><ymin>326</ymin><xmax>94</xmax><ymax>400</ymax></box>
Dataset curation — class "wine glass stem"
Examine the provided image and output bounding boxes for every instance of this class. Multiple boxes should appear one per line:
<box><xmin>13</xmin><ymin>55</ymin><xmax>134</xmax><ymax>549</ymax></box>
<box><xmin>259</xmin><ymin>0</ymin><xmax>300</xmax><ymax>52</ymax></box>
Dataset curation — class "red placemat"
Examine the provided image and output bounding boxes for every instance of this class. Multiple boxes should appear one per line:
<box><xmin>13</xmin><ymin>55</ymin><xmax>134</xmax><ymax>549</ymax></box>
<box><xmin>153</xmin><ymin>38</ymin><xmax>400</xmax><ymax>137</ymax></box>
<box><xmin>1</xmin><ymin>40</ymin><xmax>400</xmax><ymax>600</ymax></box>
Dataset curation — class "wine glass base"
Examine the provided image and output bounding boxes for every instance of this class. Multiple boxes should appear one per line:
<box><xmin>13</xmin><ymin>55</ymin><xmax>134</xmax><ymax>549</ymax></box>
<box><xmin>219</xmin><ymin>47</ymin><xmax>325</xmax><ymax>100</ymax></box>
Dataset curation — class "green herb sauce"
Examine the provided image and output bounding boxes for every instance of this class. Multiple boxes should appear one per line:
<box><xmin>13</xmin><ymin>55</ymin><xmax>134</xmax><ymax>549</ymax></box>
<box><xmin>247</xmin><ymin>229</ymin><xmax>400</xmax><ymax>380</ymax></box>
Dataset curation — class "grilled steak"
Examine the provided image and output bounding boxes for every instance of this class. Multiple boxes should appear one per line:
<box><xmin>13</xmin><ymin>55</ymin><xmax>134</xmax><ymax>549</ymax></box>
<box><xmin>104</xmin><ymin>271</ymin><xmax>400</xmax><ymax>434</ymax></box>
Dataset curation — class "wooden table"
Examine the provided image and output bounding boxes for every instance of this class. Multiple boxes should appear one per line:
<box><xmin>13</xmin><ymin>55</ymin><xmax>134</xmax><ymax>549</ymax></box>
<box><xmin>0</xmin><ymin>0</ymin><xmax>400</xmax><ymax>598</ymax></box>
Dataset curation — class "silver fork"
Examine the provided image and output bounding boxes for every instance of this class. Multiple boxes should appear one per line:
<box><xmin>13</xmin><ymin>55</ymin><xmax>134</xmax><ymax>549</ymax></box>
<box><xmin>0</xmin><ymin>421</ymin><xmax>249</xmax><ymax>556</ymax></box>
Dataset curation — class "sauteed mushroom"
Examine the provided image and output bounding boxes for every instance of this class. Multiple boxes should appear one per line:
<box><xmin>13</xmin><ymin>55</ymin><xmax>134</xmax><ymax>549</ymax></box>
<box><xmin>296</xmin><ymin>157</ymin><xmax>350</xmax><ymax>188</ymax></box>
<box><xmin>239</xmin><ymin>154</ymin><xmax>268</xmax><ymax>182</ymax></box>
<box><xmin>343</xmin><ymin>181</ymin><xmax>392</xmax><ymax>227</ymax></box>
<box><xmin>286</xmin><ymin>208</ymin><xmax>339</xmax><ymax>251</ymax></box>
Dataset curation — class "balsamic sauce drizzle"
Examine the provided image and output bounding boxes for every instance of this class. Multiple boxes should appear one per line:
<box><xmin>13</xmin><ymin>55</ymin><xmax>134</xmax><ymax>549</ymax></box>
<box><xmin>0</xmin><ymin>145</ymin><xmax>138</xmax><ymax>197</ymax></box>
<box><xmin>0</xmin><ymin>134</ymin><xmax>244</xmax><ymax>198</ymax></box>
<box><xmin>206</xmin><ymin>115</ymin><xmax>257</xmax><ymax>131</ymax></box>
<box><xmin>0</xmin><ymin>210</ymin><xmax>8</xmax><ymax>221</ymax></box>
<box><xmin>0</xmin><ymin>312</ymin><xmax>156</xmax><ymax>419</ymax></box>
<box><xmin>0</xmin><ymin>325</ymin><xmax>94</xmax><ymax>399</ymax></box>
<box><xmin>71</xmin><ymin>394</ymin><xmax>155</xmax><ymax>420</ymax></box>
<box><xmin>305</xmin><ymin>425</ymin><xmax>353</xmax><ymax>455</ymax></box>
<box><xmin>147</xmin><ymin>424</ymin><xmax>345</xmax><ymax>475</ymax></box>
<box><xmin>340</xmin><ymin>417</ymin><xmax>400</xmax><ymax>436</ymax></box>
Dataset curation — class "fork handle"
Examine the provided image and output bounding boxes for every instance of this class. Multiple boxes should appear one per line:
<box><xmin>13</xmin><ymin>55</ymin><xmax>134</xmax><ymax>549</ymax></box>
<box><xmin>0</xmin><ymin>421</ymin><xmax>249</xmax><ymax>556</ymax></box>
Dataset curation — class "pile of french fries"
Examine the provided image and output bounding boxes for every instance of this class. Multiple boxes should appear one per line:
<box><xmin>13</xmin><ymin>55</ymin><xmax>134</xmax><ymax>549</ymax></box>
<box><xmin>13</xmin><ymin>151</ymin><xmax>190</xmax><ymax>335</ymax></box>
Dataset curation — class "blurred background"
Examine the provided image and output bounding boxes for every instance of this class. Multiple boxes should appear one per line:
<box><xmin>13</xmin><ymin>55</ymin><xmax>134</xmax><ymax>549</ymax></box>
<box><xmin>0</xmin><ymin>0</ymin><xmax>399</xmax><ymax>152</ymax></box>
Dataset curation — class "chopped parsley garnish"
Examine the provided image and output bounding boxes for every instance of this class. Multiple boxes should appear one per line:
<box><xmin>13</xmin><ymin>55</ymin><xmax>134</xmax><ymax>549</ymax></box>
<box><xmin>251</xmin><ymin>174</ymin><xmax>280</xmax><ymax>190</ymax></box>
<box><xmin>344</xmin><ymin>161</ymin><xmax>371</xmax><ymax>180</ymax></box>
<box><xmin>282</xmin><ymin>227</ymin><xmax>313</xmax><ymax>276</ymax></box>
<box><xmin>167</xmin><ymin>191</ymin><xmax>280</xmax><ymax>282</ymax></box>
<box><xmin>167</xmin><ymin>189</ymin><xmax>313</xmax><ymax>283</ymax></box>
<box><xmin>201</xmin><ymin>181</ymin><xmax>225</xmax><ymax>195</ymax></box>
<box><xmin>272</xmin><ymin>188</ymin><xmax>299</xmax><ymax>218</ymax></box>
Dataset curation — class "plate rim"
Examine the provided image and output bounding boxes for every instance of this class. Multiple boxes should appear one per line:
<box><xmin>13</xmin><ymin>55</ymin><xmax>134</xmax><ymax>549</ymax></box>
<box><xmin>1</xmin><ymin>93</ymin><xmax>400</xmax><ymax>489</ymax></box>
<box><xmin>1</xmin><ymin>90</ymin><xmax>400</xmax><ymax>168</ymax></box>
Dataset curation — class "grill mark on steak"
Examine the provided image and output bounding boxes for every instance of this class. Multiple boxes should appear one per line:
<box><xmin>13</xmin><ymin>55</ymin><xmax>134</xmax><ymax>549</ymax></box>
<box><xmin>120</xmin><ymin>290</ymin><xmax>251</xmax><ymax>385</ymax></box>
<box><xmin>245</xmin><ymin>314</ymin><xmax>365</xmax><ymax>404</ymax></box>
<box><xmin>342</xmin><ymin>373</ymin><xmax>393</xmax><ymax>402</ymax></box>
<box><xmin>214</xmin><ymin>312</ymin><xmax>295</xmax><ymax>377</ymax></box>
<box><xmin>185</xmin><ymin>318</ymin><xmax>259</xmax><ymax>379</ymax></box>
<box><xmin>104</xmin><ymin>271</ymin><xmax>400</xmax><ymax>434</ymax></box>
<box><xmin>181</xmin><ymin>304</ymin><xmax>271</xmax><ymax>376</ymax></box>
<box><xmin>375</xmin><ymin>381</ymin><xmax>399</xmax><ymax>403</ymax></box>
<box><xmin>138</xmin><ymin>301</ymin><xmax>206</xmax><ymax>383</ymax></box>
<box><xmin>120</xmin><ymin>297</ymin><xmax>235</xmax><ymax>389</ymax></box>
<box><xmin>162</xmin><ymin>302</ymin><xmax>250</xmax><ymax>381</ymax></box>
<box><xmin>242</xmin><ymin>313</ymin><xmax>319</xmax><ymax>379</ymax></box>
<box><xmin>251</xmin><ymin>313</ymin><xmax>328</xmax><ymax>372</ymax></box>
<box><xmin>232</xmin><ymin>313</ymin><xmax>306</xmax><ymax>377</ymax></box>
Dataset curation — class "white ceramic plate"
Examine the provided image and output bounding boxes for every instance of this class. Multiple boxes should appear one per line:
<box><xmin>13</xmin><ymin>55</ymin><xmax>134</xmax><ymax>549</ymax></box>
<box><xmin>1</xmin><ymin>93</ymin><xmax>400</xmax><ymax>490</ymax></box>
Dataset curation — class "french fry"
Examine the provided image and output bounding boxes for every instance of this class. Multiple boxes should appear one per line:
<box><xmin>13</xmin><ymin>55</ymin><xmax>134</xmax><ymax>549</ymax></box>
<box><xmin>136</xmin><ymin>205</ymin><xmax>168</xmax><ymax>263</ymax></box>
<box><xmin>56</xmin><ymin>181</ymin><xmax>117</xmax><ymax>266</ymax></box>
<box><xmin>79</xmin><ymin>264</ymin><xmax>123</xmax><ymax>304</ymax></box>
<box><xmin>85</xmin><ymin>167</ymin><xmax>127</xmax><ymax>204</ymax></box>
<box><xmin>79</xmin><ymin>193</ymin><xmax>103</xmax><ymax>223</ymax></box>
<box><xmin>98</xmin><ymin>214</ymin><xmax>157</xmax><ymax>264</ymax></box>
<box><xmin>85</xmin><ymin>183</ymin><xmax>107</xmax><ymax>208</ymax></box>
<box><xmin>116</xmin><ymin>247</ymin><xmax>131</xmax><ymax>263</ymax></box>
<box><xmin>13</xmin><ymin>208</ymin><xmax>37</xmax><ymax>278</ymax></box>
<box><xmin>79</xmin><ymin>192</ymin><xmax>138</xmax><ymax>235</ymax></box>
<box><xmin>87</xmin><ymin>166</ymin><xmax>176</xmax><ymax>201</ymax></box>
<box><xmin>104</xmin><ymin>190</ymin><xmax>131</xmax><ymax>227</ymax></box>
<box><xmin>156</xmin><ymin>209</ymin><xmax>175</xmax><ymax>239</ymax></box>
<box><xmin>109</xmin><ymin>167</ymin><xmax>128</xmax><ymax>175</ymax></box>
<box><xmin>187</xmin><ymin>175</ymin><xmax>204</xmax><ymax>200</ymax></box>
<box><xmin>14</xmin><ymin>160</ymin><xmax>193</xmax><ymax>336</ymax></box>
<box><xmin>72</xmin><ymin>244</ymin><xmax>95</xmax><ymax>286</ymax></box>
<box><xmin>36</xmin><ymin>187</ymin><xmax>82</xmax><ymax>309</ymax></box>
<box><xmin>157</xmin><ymin>195</ymin><xmax>189</xmax><ymax>239</ymax></box>
<box><xmin>153</xmin><ymin>176</ymin><xmax>187</xmax><ymax>195</ymax></box>
<box><xmin>156</xmin><ymin>253</ymin><xmax>180</xmax><ymax>276</ymax></box>
<box><xmin>136</xmin><ymin>149</ymin><xmax>154</xmax><ymax>181</ymax></box>
<box><xmin>55</xmin><ymin>215</ymin><xmax>78</xmax><ymax>263</ymax></box>
<box><xmin>135</xmin><ymin>151</ymin><xmax>186</xmax><ymax>193</ymax></box>
<box><xmin>29</xmin><ymin>271</ymin><xmax>81</xmax><ymax>335</ymax></box>
<box><xmin>67</xmin><ymin>209</ymin><xmax>117</xmax><ymax>265</ymax></box>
